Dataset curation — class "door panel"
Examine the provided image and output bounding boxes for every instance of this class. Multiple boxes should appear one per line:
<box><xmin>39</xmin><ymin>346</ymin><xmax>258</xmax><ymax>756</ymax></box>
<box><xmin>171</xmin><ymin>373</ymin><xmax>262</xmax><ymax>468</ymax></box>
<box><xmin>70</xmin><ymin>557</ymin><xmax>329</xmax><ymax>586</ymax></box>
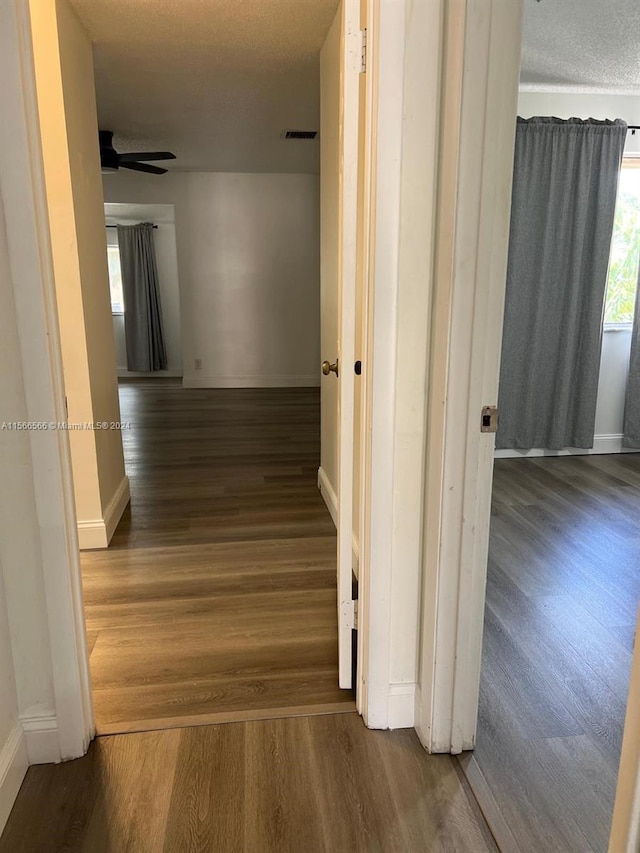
<box><xmin>320</xmin><ymin>0</ymin><xmax>361</xmax><ymax>689</ymax></box>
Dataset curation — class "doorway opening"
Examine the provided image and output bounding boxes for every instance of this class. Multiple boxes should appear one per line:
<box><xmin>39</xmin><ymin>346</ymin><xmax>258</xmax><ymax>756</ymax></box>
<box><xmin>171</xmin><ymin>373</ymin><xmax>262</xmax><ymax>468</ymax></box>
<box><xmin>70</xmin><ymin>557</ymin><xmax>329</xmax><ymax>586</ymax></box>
<box><xmin>29</xmin><ymin>0</ymin><xmax>362</xmax><ymax>736</ymax></box>
<box><xmin>458</xmin><ymin>4</ymin><xmax>640</xmax><ymax>850</ymax></box>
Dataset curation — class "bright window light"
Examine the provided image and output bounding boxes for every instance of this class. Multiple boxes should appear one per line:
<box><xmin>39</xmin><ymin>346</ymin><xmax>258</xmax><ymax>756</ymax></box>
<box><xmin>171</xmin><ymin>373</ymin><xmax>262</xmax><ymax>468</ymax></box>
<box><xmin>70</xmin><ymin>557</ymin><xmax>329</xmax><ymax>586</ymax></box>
<box><xmin>107</xmin><ymin>244</ymin><xmax>124</xmax><ymax>315</ymax></box>
<box><xmin>604</xmin><ymin>160</ymin><xmax>640</xmax><ymax>325</ymax></box>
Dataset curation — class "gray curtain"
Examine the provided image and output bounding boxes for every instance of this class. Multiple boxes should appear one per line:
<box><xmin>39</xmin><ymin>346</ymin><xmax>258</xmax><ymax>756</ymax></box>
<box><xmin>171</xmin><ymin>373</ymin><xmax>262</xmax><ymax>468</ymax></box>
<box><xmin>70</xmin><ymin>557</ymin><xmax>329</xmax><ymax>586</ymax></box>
<box><xmin>622</xmin><ymin>263</ymin><xmax>640</xmax><ymax>448</ymax></box>
<box><xmin>117</xmin><ymin>223</ymin><xmax>167</xmax><ymax>372</ymax></box>
<box><xmin>496</xmin><ymin>117</ymin><xmax>627</xmax><ymax>450</ymax></box>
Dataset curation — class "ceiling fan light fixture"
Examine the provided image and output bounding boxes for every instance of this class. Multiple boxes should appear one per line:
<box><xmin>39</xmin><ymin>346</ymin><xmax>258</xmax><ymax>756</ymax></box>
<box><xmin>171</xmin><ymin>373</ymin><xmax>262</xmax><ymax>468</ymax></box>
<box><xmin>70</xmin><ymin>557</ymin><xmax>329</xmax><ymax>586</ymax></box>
<box><xmin>98</xmin><ymin>129</ymin><xmax>175</xmax><ymax>175</ymax></box>
<box><xmin>99</xmin><ymin>130</ymin><xmax>119</xmax><ymax>173</ymax></box>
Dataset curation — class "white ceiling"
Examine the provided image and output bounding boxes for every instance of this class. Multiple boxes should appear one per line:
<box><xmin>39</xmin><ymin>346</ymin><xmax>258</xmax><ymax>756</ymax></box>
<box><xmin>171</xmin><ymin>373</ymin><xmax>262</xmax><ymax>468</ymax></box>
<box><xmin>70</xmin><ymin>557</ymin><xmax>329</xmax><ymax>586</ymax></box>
<box><xmin>520</xmin><ymin>0</ymin><xmax>640</xmax><ymax>94</ymax></box>
<box><xmin>72</xmin><ymin>0</ymin><xmax>639</xmax><ymax>175</ymax></box>
<box><xmin>69</xmin><ymin>0</ymin><xmax>339</xmax><ymax>174</ymax></box>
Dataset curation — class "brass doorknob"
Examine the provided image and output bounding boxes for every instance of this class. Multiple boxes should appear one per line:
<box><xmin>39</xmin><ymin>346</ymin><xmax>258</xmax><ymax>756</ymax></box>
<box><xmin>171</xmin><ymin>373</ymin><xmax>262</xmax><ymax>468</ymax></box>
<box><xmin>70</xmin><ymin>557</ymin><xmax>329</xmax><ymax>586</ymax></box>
<box><xmin>322</xmin><ymin>359</ymin><xmax>339</xmax><ymax>377</ymax></box>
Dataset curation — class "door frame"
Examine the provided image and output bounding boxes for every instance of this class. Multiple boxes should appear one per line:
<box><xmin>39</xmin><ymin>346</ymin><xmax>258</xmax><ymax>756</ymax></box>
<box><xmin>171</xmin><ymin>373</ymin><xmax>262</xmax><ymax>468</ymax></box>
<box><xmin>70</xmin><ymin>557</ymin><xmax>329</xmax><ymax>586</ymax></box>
<box><xmin>415</xmin><ymin>0</ymin><xmax>524</xmax><ymax>753</ymax></box>
<box><xmin>0</xmin><ymin>0</ymin><xmax>94</xmax><ymax>762</ymax></box>
<box><xmin>356</xmin><ymin>0</ymin><xmax>425</xmax><ymax>729</ymax></box>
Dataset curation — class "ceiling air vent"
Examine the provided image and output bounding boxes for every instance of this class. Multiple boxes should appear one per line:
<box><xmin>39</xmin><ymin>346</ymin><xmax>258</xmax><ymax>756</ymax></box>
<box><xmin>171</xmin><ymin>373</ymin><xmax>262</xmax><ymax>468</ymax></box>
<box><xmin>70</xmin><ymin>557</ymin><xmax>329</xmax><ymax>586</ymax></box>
<box><xmin>282</xmin><ymin>130</ymin><xmax>318</xmax><ymax>140</ymax></box>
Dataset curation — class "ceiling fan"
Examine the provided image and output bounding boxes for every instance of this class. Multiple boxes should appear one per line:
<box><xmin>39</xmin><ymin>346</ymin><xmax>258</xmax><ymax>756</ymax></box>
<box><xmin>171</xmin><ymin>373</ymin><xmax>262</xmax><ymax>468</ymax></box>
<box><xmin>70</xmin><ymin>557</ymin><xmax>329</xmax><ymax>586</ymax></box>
<box><xmin>99</xmin><ymin>130</ymin><xmax>176</xmax><ymax>175</ymax></box>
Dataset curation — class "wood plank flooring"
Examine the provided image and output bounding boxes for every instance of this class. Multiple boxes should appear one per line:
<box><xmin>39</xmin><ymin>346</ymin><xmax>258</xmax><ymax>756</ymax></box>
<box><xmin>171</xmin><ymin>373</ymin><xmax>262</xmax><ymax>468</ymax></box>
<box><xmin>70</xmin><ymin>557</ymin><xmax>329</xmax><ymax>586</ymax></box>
<box><xmin>81</xmin><ymin>381</ymin><xmax>353</xmax><ymax>734</ymax></box>
<box><xmin>460</xmin><ymin>454</ymin><xmax>640</xmax><ymax>853</ymax></box>
<box><xmin>0</xmin><ymin>714</ymin><xmax>497</xmax><ymax>853</ymax></box>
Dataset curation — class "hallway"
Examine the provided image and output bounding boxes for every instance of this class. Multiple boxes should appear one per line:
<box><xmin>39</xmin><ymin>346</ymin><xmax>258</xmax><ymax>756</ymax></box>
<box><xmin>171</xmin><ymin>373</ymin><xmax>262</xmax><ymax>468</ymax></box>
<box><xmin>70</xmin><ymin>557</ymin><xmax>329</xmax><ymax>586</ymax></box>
<box><xmin>81</xmin><ymin>381</ymin><xmax>353</xmax><ymax>734</ymax></box>
<box><xmin>0</xmin><ymin>714</ymin><xmax>497</xmax><ymax>853</ymax></box>
<box><xmin>7</xmin><ymin>384</ymin><xmax>499</xmax><ymax>852</ymax></box>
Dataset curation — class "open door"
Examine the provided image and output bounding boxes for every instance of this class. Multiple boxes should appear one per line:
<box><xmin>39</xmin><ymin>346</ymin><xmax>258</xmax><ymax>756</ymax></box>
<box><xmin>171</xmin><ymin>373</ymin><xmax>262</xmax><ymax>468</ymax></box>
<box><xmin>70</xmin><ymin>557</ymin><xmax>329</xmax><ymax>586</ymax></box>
<box><xmin>319</xmin><ymin>0</ymin><xmax>361</xmax><ymax>689</ymax></box>
<box><xmin>336</xmin><ymin>0</ymin><xmax>361</xmax><ymax>689</ymax></box>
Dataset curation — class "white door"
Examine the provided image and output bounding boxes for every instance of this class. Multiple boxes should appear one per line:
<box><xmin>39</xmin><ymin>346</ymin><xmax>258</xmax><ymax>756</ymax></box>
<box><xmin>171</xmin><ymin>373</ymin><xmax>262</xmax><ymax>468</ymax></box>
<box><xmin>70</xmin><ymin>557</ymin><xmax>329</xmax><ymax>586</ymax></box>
<box><xmin>319</xmin><ymin>0</ymin><xmax>361</xmax><ymax>689</ymax></box>
<box><xmin>336</xmin><ymin>0</ymin><xmax>361</xmax><ymax>689</ymax></box>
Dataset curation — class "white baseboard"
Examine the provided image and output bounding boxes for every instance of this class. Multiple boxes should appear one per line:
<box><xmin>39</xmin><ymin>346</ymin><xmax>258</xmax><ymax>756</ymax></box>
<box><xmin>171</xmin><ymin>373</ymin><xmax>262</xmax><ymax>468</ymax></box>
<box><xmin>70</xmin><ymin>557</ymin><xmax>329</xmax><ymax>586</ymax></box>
<box><xmin>388</xmin><ymin>683</ymin><xmax>416</xmax><ymax>729</ymax></box>
<box><xmin>317</xmin><ymin>466</ymin><xmax>338</xmax><ymax>527</ymax></box>
<box><xmin>495</xmin><ymin>433</ymin><xmax>639</xmax><ymax>459</ymax></box>
<box><xmin>77</xmin><ymin>521</ymin><xmax>108</xmax><ymax>550</ymax></box>
<box><xmin>77</xmin><ymin>475</ymin><xmax>130</xmax><ymax>550</ymax></box>
<box><xmin>0</xmin><ymin>724</ymin><xmax>28</xmax><ymax>834</ymax></box>
<box><xmin>20</xmin><ymin>714</ymin><xmax>60</xmax><ymax>765</ymax></box>
<box><xmin>117</xmin><ymin>369</ymin><xmax>183</xmax><ymax>378</ymax></box>
<box><xmin>182</xmin><ymin>375</ymin><xmax>320</xmax><ymax>389</ymax></box>
<box><xmin>104</xmin><ymin>475</ymin><xmax>130</xmax><ymax>544</ymax></box>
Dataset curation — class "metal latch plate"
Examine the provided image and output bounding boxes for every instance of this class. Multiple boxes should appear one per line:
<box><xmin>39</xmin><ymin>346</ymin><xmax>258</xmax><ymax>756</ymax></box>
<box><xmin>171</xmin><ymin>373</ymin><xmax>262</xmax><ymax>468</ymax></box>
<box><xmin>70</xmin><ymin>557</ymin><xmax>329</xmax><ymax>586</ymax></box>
<box><xmin>481</xmin><ymin>405</ymin><xmax>498</xmax><ymax>433</ymax></box>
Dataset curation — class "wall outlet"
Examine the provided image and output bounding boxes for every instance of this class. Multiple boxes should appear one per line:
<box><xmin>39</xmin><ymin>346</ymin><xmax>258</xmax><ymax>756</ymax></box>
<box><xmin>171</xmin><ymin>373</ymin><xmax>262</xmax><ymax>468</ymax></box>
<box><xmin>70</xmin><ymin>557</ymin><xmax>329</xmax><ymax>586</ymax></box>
<box><xmin>194</xmin><ymin>358</ymin><xmax>202</xmax><ymax>370</ymax></box>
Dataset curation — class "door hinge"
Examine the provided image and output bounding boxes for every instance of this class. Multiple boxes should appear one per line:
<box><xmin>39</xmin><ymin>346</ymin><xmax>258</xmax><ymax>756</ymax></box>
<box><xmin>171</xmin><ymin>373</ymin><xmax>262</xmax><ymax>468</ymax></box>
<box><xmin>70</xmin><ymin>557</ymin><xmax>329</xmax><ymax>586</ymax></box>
<box><xmin>360</xmin><ymin>29</ymin><xmax>367</xmax><ymax>73</ymax></box>
<box><xmin>481</xmin><ymin>405</ymin><xmax>498</xmax><ymax>433</ymax></box>
<box><xmin>341</xmin><ymin>599</ymin><xmax>358</xmax><ymax>630</ymax></box>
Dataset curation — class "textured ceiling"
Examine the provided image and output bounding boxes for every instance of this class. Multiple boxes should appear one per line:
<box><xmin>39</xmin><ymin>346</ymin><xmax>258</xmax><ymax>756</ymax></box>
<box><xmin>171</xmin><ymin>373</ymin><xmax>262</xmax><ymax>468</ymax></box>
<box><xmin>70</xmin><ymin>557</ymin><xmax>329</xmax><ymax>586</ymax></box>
<box><xmin>72</xmin><ymin>0</ymin><xmax>639</xmax><ymax>175</ymax></box>
<box><xmin>69</xmin><ymin>0</ymin><xmax>339</xmax><ymax>173</ymax></box>
<box><xmin>520</xmin><ymin>0</ymin><xmax>640</xmax><ymax>94</ymax></box>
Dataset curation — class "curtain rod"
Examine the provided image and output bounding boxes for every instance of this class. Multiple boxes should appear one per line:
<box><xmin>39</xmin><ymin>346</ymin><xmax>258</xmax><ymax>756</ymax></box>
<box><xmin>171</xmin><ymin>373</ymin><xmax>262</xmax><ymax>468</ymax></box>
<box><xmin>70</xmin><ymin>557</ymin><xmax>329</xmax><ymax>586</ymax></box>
<box><xmin>629</xmin><ymin>126</ymin><xmax>639</xmax><ymax>134</ymax></box>
<box><xmin>106</xmin><ymin>223</ymin><xmax>158</xmax><ymax>229</ymax></box>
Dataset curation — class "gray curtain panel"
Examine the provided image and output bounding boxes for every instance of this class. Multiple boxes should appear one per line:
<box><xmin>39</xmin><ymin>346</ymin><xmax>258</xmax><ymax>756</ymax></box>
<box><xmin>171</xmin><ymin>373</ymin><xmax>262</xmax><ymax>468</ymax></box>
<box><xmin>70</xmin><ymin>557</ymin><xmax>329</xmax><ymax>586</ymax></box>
<box><xmin>496</xmin><ymin>117</ymin><xmax>627</xmax><ymax>450</ymax></box>
<box><xmin>117</xmin><ymin>223</ymin><xmax>168</xmax><ymax>372</ymax></box>
<box><xmin>622</xmin><ymin>263</ymin><xmax>640</xmax><ymax>448</ymax></box>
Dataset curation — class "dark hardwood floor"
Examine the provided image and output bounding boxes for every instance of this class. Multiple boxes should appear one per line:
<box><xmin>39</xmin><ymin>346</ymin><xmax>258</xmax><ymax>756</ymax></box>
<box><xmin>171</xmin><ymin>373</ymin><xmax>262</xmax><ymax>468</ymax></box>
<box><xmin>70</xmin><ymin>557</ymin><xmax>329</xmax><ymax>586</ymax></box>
<box><xmin>0</xmin><ymin>714</ymin><xmax>497</xmax><ymax>853</ymax></box>
<box><xmin>459</xmin><ymin>453</ymin><xmax>640</xmax><ymax>853</ymax></box>
<box><xmin>81</xmin><ymin>381</ymin><xmax>353</xmax><ymax>734</ymax></box>
<box><xmin>3</xmin><ymin>381</ymin><xmax>500</xmax><ymax>851</ymax></box>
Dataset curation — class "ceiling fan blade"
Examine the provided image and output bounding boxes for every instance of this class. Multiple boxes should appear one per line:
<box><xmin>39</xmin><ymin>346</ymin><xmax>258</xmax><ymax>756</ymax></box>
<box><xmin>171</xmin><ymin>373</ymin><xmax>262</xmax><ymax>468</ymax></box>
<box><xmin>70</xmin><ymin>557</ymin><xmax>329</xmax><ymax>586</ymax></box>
<box><xmin>118</xmin><ymin>151</ymin><xmax>176</xmax><ymax>162</ymax></box>
<box><xmin>120</xmin><ymin>162</ymin><xmax>168</xmax><ymax>175</ymax></box>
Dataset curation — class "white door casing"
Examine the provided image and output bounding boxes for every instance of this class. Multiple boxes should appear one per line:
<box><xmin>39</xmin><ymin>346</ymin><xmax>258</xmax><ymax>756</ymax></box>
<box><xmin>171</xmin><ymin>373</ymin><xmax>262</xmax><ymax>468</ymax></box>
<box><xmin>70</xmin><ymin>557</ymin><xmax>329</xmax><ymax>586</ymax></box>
<box><xmin>415</xmin><ymin>0</ymin><xmax>524</xmax><ymax>753</ymax></box>
<box><xmin>356</xmin><ymin>0</ymin><xmax>407</xmax><ymax>728</ymax></box>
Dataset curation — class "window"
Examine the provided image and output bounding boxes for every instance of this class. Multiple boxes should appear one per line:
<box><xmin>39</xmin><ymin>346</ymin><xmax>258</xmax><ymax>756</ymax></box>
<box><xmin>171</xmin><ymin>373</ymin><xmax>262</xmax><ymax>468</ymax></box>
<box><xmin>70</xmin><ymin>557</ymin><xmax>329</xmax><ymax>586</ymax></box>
<box><xmin>604</xmin><ymin>159</ymin><xmax>640</xmax><ymax>326</ymax></box>
<box><xmin>107</xmin><ymin>244</ymin><xmax>124</xmax><ymax>314</ymax></box>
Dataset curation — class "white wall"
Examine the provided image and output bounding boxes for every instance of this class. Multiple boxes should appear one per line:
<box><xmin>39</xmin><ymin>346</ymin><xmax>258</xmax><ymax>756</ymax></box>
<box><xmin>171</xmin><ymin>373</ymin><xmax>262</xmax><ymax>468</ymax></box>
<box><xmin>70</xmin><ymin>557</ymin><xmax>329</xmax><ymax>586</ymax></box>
<box><xmin>0</xmin><ymin>194</ymin><xmax>46</xmax><ymax>830</ymax></box>
<box><xmin>103</xmin><ymin>172</ymin><xmax>320</xmax><ymax>388</ymax></box>
<box><xmin>0</xmin><ymin>221</ymin><xmax>56</xmax><ymax>728</ymax></box>
<box><xmin>105</xmin><ymin>204</ymin><xmax>182</xmax><ymax>378</ymax></box>
<box><xmin>0</xmin><ymin>570</ymin><xmax>19</xmax><ymax>758</ymax></box>
<box><xmin>29</xmin><ymin>0</ymin><xmax>128</xmax><ymax>547</ymax></box>
<box><xmin>0</xmin><ymin>555</ymin><xmax>25</xmax><ymax>833</ymax></box>
<box><xmin>496</xmin><ymin>92</ymin><xmax>639</xmax><ymax>457</ymax></box>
